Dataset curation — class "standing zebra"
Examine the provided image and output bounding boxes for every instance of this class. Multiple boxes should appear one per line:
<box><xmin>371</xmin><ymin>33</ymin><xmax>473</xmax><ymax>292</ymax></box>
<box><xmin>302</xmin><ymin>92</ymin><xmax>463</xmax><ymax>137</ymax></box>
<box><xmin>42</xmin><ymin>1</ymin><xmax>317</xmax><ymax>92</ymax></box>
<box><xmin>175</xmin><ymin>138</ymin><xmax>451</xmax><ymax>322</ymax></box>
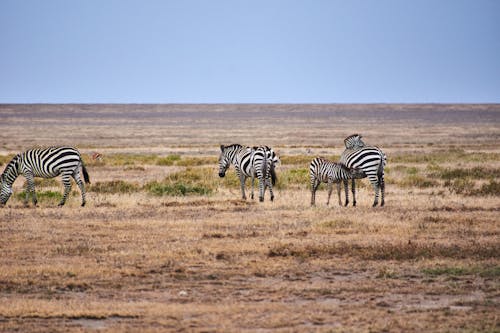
<box><xmin>0</xmin><ymin>147</ymin><xmax>90</xmax><ymax>207</ymax></box>
<box><xmin>218</xmin><ymin>144</ymin><xmax>278</xmax><ymax>202</ymax></box>
<box><xmin>340</xmin><ymin>134</ymin><xmax>386</xmax><ymax>207</ymax></box>
<box><xmin>309</xmin><ymin>157</ymin><xmax>364</xmax><ymax>206</ymax></box>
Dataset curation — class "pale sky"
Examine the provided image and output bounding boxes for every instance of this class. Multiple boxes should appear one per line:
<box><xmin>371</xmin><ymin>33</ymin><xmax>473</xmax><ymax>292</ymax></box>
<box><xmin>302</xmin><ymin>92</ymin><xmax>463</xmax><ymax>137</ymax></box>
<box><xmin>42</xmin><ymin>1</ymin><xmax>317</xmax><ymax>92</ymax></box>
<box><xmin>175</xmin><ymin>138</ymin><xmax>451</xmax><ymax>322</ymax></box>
<box><xmin>1</xmin><ymin>0</ymin><xmax>499</xmax><ymax>103</ymax></box>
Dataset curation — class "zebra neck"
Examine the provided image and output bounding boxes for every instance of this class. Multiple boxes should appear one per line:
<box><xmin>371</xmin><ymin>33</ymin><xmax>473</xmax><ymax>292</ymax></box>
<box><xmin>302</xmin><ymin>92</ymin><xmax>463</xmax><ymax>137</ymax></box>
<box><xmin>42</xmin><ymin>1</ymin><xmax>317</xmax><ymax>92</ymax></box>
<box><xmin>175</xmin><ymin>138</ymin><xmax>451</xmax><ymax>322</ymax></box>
<box><xmin>230</xmin><ymin>147</ymin><xmax>243</xmax><ymax>164</ymax></box>
<box><xmin>1</xmin><ymin>161</ymin><xmax>20</xmax><ymax>186</ymax></box>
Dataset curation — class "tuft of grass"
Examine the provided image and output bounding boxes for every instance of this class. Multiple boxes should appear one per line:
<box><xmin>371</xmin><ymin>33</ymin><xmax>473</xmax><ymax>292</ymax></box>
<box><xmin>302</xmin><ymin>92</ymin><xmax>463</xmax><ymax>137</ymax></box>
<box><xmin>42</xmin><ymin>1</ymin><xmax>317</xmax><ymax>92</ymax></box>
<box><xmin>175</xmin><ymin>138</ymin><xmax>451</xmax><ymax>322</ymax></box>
<box><xmin>473</xmin><ymin>180</ymin><xmax>500</xmax><ymax>196</ymax></box>
<box><xmin>90</xmin><ymin>180</ymin><xmax>140</xmax><ymax>194</ymax></box>
<box><xmin>422</xmin><ymin>266</ymin><xmax>500</xmax><ymax>278</ymax></box>
<box><xmin>15</xmin><ymin>190</ymin><xmax>63</xmax><ymax>203</ymax></box>
<box><xmin>430</xmin><ymin>166</ymin><xmax>499</xmax><ymax>180</ymax></box>
<box><xmin>145</xmin><ymin>182</ymin><xmax>212</xmax><ymax>196</ymax></box>
<box><xmin>399</xmin><ymin>174</ymin><xmax>439</xmax><ymax>188</ymax></box>
<box><xmin>144</xmin><ymin>167</ymin><xmax>217</xmax><ymax>196</ymax></box>
<box><xmin>177</xmin><ymin>156</ymin><xmax>218</xmax><ymax>167</ymax></box>
<box><xmin>268</xmin><ymin>241</ymin><xmax>500</xmax><ymax>260</ymax></box>
<box><xmin>156</xmin><ymin>154</ymin><xmax>181</xmax><ymax>166</ymax></box>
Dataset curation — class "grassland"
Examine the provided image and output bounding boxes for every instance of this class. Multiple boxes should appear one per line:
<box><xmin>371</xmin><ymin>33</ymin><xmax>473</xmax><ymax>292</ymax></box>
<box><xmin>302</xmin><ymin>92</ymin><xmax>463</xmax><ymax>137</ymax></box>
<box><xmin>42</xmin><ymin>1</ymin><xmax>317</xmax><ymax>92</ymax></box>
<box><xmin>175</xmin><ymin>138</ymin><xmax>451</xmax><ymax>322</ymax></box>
<box><xmin>0</xmin><ymin>104</ymin><xmax>499</xmax><ymax>332</ymax></box>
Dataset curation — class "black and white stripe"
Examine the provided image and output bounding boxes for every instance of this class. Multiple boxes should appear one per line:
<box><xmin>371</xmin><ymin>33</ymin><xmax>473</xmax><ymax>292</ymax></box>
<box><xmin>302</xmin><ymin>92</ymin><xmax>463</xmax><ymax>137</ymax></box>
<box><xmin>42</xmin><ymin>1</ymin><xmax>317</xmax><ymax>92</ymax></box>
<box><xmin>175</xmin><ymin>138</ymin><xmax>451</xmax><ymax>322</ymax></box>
<box><xmin>309</xmin><ymin>157</ymin><xmax>364</xmax><ymax>206</ymax></box>
<box><xmin>218</xmin><ymin>144</ymin><xmax>279</xmax><ymax>202</ymax></box>
<box><xmin>0</xmin><ymin>146</ymin><xmax>90</xmax><ymax>207</ymax></box>
<box><xmin>340</xmin><ymin>135</ymin><xmax>386</xmax><ymax>207</ymax></box>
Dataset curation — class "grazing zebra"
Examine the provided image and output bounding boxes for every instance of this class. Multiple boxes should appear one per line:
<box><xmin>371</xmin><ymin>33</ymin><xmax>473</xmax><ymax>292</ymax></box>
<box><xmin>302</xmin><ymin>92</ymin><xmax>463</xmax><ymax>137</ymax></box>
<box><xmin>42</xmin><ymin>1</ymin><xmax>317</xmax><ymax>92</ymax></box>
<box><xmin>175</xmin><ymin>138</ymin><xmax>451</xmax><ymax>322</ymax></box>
<box><xmin>218</xmin><ymin>144</ymin><xmax>278</xmax><ymax>201</ymax></box>
<box><xmin>0</xmin><ymin>147</ymin><xmax>90</xmax><ymax>207</ymax></box>
<box><xmin>340</xmin><ymin>135</ymin><xmax>386</xmax><ymax>207</ymax></box>
<box><xmin>309</xmin><ymin>157</ymin><xmax>364</xmax><ymax>206</ymax></box>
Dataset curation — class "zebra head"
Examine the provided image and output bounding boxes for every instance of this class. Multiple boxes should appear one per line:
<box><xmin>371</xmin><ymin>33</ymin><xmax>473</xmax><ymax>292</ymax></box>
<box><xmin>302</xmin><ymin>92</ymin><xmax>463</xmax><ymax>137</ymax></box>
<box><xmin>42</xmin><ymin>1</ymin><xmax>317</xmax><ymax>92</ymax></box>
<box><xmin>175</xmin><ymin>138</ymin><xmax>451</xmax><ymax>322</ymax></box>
<box><xmin>218</xmin><ymin>145</ymin><xmax>231</xmax><ymax>178</ymax></box>
<box><xmin>350</xmin><ymin>167</ymin><xmax>366</xmax><ymax>179</ymax></box>
<box><xmin>344</xmin><ymin>134</ymin><xmax>366</xmax><ymax>149</ymax></box>
<box><xmin>0</xmin><ymin>175</ymin><xmax>13</xmax><ymax>206</ymax></box>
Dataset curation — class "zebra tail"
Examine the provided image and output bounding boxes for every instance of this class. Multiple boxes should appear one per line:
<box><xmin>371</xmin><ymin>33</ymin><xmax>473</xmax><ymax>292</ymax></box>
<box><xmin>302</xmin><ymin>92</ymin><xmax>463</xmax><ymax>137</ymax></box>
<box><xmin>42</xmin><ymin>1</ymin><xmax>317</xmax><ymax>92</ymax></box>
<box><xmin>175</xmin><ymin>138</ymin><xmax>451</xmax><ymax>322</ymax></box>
<box><xmin>81</xmin><ymin>159</ymin><xmax>91</xmax><ymax>184</ymax></box>
<box><xmin>271</xmin><ymin>164</ymin><xmax>277</xmax><ymax>186</ymax></box>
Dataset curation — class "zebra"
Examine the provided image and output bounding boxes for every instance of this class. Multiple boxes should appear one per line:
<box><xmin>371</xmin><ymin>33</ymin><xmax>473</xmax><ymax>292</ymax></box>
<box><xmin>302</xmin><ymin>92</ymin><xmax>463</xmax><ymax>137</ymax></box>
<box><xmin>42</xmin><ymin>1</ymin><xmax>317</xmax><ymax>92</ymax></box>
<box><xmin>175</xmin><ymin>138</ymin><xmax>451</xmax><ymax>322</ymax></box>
<box><xmin>0</xmin><ymin>147</ymin><xmax>90</xmax><ymax>207</ymax></box>
<box><xmin>218</xmin><ymin>144</ymin><xmax>278</xmax><ymax>202</ymax></box>
<box><xmin>309</xmin><ymin>157</ymin><xmax>364</xmax><ymax>206</ymax></box>
<box><xmin>339</xmin><ymin>134</ymin><xmax>386</xmax><ymax>207</ymax></box>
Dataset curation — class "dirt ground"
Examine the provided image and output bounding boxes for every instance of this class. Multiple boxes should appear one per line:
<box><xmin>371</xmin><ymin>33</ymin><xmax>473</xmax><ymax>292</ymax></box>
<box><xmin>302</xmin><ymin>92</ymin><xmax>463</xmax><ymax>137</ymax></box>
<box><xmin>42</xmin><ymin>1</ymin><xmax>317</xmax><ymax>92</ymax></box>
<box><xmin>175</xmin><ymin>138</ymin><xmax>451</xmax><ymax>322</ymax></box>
<box><xmin>0</xmin><ymin>104</ymin><xmax>499</xmax><ymax>332</ymax></box>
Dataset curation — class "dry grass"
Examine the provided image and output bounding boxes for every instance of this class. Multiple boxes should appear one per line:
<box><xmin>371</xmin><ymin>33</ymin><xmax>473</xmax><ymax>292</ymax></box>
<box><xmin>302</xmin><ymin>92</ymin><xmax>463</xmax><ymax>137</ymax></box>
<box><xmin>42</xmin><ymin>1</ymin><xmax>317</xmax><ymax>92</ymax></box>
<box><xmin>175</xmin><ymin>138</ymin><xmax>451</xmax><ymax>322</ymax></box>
<box><xmin>0</xmin><ymin>104</ymin><xmax>499</xmax><ymax>332</ymax></box>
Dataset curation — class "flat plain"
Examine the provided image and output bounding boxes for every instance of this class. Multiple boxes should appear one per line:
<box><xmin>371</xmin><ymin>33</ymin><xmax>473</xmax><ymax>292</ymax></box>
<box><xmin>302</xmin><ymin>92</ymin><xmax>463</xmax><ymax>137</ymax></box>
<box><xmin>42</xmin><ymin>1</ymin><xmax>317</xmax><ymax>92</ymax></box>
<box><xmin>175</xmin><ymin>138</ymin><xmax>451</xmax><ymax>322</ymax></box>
<box><xmin>0</xmin><ymin>104</ymin><xmax>499</xmax><ymax>332</ymax></box>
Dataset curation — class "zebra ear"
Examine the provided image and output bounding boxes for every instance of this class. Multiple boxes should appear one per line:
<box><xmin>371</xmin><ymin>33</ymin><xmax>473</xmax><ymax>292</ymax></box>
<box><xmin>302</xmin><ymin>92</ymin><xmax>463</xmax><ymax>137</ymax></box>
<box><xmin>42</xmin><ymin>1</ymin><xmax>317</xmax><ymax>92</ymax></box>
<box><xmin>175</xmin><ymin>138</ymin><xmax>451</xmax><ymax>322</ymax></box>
<box><xmin>220</xmin><ymin>145</ymin><xmax>225</xmax><ymax>152</ymax></box>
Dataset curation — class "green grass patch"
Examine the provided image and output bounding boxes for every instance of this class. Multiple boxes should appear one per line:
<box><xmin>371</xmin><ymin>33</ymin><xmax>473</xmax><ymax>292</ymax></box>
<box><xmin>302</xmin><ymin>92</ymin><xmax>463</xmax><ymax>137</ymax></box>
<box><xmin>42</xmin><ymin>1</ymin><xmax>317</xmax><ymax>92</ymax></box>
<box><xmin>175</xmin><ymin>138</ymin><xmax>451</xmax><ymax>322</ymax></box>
<box><xmin>275</xmin><ymin>168</ymin><xmax>309</xmax><ymax>190</ymax></box>
<box><xmin>15</xmin><ymin>190</ymin><xmax>63</xmax><ymax>203</ymax></box>
<box><xmin>430</xmin><ymin>166</ymin><xmax>499</xmax><ymax>180</ymax></box>
<box><xmin>144</xmin><ymin>167</ymin><xmax>217</xmax><ymax>196</ymax></box>
<box><xmin>90</xmin><ymin>180</ymin><xmax>140</xmax><ymax>194</ymax></box>
<box><xmin>145</xmin><ymin>182</ymin><xmax>212</xmax><ymax>196</ymax></box>
<box><xmin>177</xmin><ymin>156</ymin><xmax>218</xmax><ymax>167</ymax></box>
<box><xmin>156</xmin><ymin>154</ymin><xmax>181</xmax><ymax>166</ymax></box>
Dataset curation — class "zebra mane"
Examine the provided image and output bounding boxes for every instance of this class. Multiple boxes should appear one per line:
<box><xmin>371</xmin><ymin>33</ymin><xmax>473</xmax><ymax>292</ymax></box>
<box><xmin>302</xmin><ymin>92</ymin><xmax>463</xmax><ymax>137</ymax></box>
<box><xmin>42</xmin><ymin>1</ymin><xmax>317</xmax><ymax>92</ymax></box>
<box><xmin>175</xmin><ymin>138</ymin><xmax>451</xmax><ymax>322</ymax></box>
<box><xmin>1</xmin><ymin>154</ymin><xmax>20</xmax><ymax>180</ymax></box>
<box><xmin>221</xmin><ymin>144</ymin><xmax>243</xmax><ymax>152</ymax></box>
<box><xmin>344</xmin><ymin>133</ymin><xmax>361</xmax><ymax>140</ymax></box>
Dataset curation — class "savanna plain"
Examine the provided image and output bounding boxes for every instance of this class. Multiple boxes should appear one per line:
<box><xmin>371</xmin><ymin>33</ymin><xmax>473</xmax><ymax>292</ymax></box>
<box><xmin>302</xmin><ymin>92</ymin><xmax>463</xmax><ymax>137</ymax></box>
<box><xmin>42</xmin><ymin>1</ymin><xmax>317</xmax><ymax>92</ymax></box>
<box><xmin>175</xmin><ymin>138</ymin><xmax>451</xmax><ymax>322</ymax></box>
<box><xmin>0</xmin><ymin>104</ymin><xmax>499</xmax><ymax>332</ymax></box>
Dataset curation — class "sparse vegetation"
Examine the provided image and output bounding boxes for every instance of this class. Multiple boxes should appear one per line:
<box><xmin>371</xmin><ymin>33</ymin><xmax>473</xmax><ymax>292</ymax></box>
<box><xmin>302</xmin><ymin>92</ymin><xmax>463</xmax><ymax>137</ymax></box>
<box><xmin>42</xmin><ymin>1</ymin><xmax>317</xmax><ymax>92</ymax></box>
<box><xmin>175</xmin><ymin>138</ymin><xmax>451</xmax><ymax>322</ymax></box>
<box><xmin>1</xmin><ymin>104</ymin><xmax>499</xmax><ymax>332</ymax></box>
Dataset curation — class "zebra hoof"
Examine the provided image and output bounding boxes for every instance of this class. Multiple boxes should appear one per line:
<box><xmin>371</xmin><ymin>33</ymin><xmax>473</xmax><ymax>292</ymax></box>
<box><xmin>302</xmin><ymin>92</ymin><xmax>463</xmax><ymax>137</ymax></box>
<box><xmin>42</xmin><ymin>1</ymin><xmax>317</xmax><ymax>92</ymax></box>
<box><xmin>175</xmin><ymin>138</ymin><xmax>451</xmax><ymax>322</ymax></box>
<box><xmin>353</xmin><ymin>202</ymin><xmax>356</xmax><ymax>207</ymax></box>
<box><xmin>381</xmin><ymin>201</ymin><xmax>385</xmax><ymax>207</ymax></box>
<box><xmin>81</xmin><ymin>202</ymin><xmax>86</xmax><ymax>207</ymax></box>
<box><xmin>270</xmin><ymin>196</ymin><xmax>274</xmax><ymax>202</ymax></box>
<box><xmin>259</xmin><ymin>197</ymin><xmax>264</xmax><ymax>202</ymax></box>
<box><xmin>372</xmin><ymin>202</ymin><xmax>378</xmax><ymax>207</ymax></box>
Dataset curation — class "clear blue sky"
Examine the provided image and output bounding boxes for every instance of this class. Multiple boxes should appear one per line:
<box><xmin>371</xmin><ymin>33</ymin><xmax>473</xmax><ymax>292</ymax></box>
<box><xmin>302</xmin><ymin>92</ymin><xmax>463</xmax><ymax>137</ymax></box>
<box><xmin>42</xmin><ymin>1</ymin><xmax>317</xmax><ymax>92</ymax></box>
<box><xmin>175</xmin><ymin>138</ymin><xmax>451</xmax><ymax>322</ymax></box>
<box><xmin>1</xmin><ymin>0</ymin><xmax>499</xmax><ymax>103</ymax></box>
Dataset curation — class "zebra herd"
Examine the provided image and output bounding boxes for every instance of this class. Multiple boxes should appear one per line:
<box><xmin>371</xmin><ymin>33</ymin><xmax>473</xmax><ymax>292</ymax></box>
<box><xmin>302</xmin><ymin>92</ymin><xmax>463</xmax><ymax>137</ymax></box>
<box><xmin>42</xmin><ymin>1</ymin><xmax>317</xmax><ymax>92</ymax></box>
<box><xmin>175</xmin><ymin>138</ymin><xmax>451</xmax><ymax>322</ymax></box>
<box><xmin>0</xmin><ymin>134</ymin><xmax>386</xmax><ymax>208</ymax></box>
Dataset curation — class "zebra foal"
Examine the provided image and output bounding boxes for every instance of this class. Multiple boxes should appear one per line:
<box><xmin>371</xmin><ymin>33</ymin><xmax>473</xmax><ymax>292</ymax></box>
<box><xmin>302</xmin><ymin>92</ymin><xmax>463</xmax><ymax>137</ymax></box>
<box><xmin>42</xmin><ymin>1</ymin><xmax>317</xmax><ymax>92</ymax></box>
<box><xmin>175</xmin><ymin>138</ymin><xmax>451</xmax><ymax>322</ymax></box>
<box><xmin>309</xmin><ymin>157</ymin><xmax>364</xmax><ymax>206</ymax></box>
<box><xmin>0</xmin><ymin>147</ymin><xmax>90</xmax><ymax>207</ymax></box>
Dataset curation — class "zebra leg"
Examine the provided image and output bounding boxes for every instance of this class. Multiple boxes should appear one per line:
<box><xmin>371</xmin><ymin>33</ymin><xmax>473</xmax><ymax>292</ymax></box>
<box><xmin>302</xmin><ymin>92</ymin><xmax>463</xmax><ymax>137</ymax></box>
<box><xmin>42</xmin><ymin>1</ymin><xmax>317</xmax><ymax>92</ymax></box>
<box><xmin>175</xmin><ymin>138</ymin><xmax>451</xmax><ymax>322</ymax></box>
<box><xmin>59</xmin><ymin>174</ymin><xmax>72</xmax><ymax>206</ymax></box>
<box><xmin>380</xmin><ymin>175</ymin><xmax>385</xmax><ymax>207</ymax></box>
<box><xmin>311</xmin><ymin>179</ymin><xmax>319</xmax><ymax>206</ymax></box>
<box><xmin>239</xmin><ymin>175</ymin><xmax>247</xmax><ymax>200</ymax></box>
<box><xmin>371</xmin><ymin>181</ymin><xmax>380</xmax><ymax>207</ymax></box>
<box><xmin>326</xmin><ymin>181</ymin><xmax>333</xmax><ymax>206</ymax></box>
<box><xmin>258</xmin><ymin>178</ymin><xmax>265</xmax><ymax>202</ymax></box>
<box><xmin>73</xmin><ymin>172</ymin><xmax>86</xmax><ymax>207</ymax></box>
<box><xmin>351</xmin><ymin>179</ymin><xmax>357</xmax><ymax>207</ymax></box>
<box><xmin>267</xmin><ymin>178</ymin><xmax>274</xmax><ymax>201</ymax></box>
<box><xmin>343</xmin><ymin>179</ymin><xmax>349</xmax><ymax>207</ymax></box>
<box><xmin>250</xmin><ymin>175</ymin><xmax>255</xmax><ymax>200</ymax></box>
<box><xmin>25</xmin><ymin>172</ymin><xmax>37</xmax><ymax>206</ymax></box>
<box><xmin>336</xmin><ymin>182</ymin><xmax>342</xmax><ymax>206</ymax></box>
